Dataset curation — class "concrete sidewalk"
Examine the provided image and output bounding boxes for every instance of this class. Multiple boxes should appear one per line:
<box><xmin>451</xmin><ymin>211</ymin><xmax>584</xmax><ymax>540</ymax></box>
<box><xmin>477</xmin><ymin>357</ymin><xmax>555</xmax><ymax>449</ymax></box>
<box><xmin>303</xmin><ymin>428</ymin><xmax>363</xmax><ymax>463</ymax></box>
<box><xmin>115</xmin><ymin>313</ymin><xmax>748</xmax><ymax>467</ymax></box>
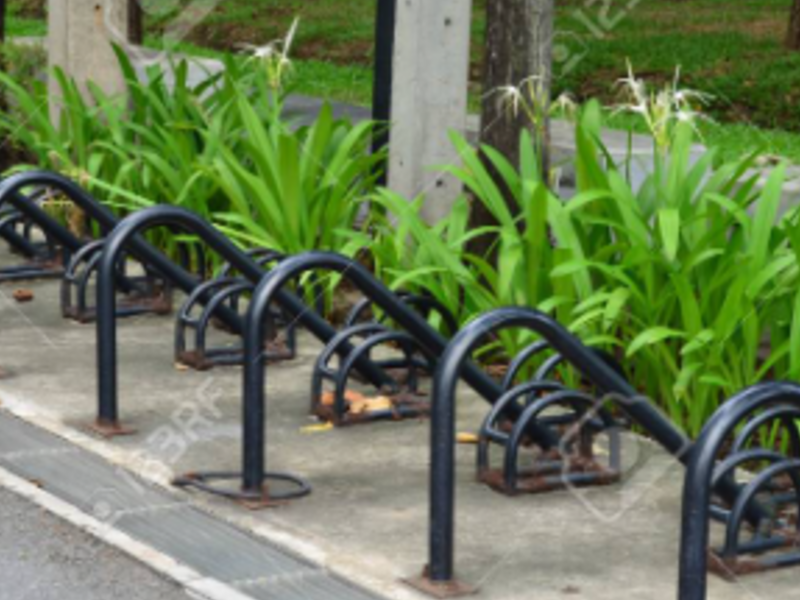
<box><xmin>0</xmin><ymin>248</ymin><xmax>798</xmax><ymax>600</ymax></box>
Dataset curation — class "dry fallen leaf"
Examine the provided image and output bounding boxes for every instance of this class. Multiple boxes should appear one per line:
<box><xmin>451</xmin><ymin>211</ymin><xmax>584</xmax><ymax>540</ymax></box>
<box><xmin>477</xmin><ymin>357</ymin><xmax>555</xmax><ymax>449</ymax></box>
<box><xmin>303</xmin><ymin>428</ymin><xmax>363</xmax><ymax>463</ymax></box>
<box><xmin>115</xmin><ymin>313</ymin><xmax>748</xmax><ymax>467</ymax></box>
<box><xmin>320</xmin><ymin>389</ymin><xmax>368</xmax><ymax>407</ymax></box>
<box><xmin>12</xmin><ymin>289</ymin><xmax>34</xmax><ymax>303</ymax></box>
<box><xmin>350</xmin><ymin>395</ymin><xmax>393</xmax><ymax>415</ymax></box>
<box><xmin>301</xmin><ymin>422</ymin><xmax>334</xmax><ymax>434</ymax></box>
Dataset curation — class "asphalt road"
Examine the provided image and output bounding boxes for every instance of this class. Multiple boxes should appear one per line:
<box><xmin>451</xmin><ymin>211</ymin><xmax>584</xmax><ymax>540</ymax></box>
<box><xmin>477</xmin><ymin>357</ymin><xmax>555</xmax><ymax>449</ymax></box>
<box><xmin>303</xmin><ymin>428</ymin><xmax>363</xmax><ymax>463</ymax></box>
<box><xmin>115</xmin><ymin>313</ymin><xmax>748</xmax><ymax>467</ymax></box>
<box><xmin>0</xmin><ymin>487</ymin><xmax>188</xmax><ymax>600</ymax></box>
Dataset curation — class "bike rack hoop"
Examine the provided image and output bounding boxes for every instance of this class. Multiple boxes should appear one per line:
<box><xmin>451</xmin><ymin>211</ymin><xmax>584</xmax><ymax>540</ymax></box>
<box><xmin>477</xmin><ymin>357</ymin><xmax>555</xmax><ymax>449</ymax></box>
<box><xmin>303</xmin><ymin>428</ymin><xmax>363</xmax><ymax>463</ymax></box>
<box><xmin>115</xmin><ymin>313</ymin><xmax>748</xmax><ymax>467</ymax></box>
<box><xmin>679</xmin><ymin>381</ymin><xmax>800</xmax><ymax>600</ymax></box>
<box><xmin>174</xmin><ymin>276</ymin><xmax>295</xmax><ymax>371</ymax></box>
<box><xmin>61</xmin><ymin>239</ymin><xmax>174</xmax><ymax>323</ymax></box>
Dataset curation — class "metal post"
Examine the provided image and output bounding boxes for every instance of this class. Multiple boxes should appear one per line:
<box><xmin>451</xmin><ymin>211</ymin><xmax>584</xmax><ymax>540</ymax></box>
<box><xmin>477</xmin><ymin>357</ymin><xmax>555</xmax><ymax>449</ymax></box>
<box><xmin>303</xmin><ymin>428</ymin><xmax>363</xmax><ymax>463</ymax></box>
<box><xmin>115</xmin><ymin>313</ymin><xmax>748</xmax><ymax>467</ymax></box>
<box><xmin>0</xmin><ymin>0</ymin><xmax>6</xmax><ymax>45</ymax></box>
<box><xmin>371</xmin><ymin>0</ymin><xmax>396</xmax><ymax>185</ymax></box>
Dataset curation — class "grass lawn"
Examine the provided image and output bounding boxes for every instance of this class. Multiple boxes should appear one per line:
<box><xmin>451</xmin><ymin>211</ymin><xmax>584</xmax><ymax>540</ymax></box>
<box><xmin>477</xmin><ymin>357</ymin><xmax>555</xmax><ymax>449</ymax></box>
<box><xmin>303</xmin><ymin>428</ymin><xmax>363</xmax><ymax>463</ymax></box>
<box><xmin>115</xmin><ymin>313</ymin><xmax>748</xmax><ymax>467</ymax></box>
<box><xmin>7</xmin><ymin>0</ymin><xmax>800</xmax><ymax>164</ymax></box>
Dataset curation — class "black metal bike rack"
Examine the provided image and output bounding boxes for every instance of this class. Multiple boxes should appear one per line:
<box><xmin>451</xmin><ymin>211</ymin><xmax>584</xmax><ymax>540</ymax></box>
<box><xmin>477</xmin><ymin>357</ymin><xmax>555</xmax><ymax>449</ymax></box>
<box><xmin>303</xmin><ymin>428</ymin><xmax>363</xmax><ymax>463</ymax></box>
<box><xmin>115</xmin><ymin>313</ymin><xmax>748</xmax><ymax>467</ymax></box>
<box><xmin>93</xmin><ymin>208</ymin><xmax>397</xmax><ymax>442</ymax></box>
<box><xmin>678</xmin><ymin>381</ymin><xmax>800</xmax><ymax>600</ymax></box>
<box><xmin>0</xmin><ymin>191</ymin><xmax>65</xmax><ymax>282</ymax></box>
<box><xmin>309</xmin><ymin>293</ymin><xmax>455</xmax><ymax>425</ymax></box>
<box><xmin>414</xmin><ymin>306</ymin><xmax>769</xmax><ymax>597</ymax></box>
<box><xmin>0</xmin><ymin>205</ymin><xmax>51</xmax><ymax>257</ymax></box>
<box><xmin>476</xmin><ymin>381</ymin><xmax>621</xmax><ymax>496</ymax></box>
<box><xmin>61</xmin><ymin>239</ymin><xmax>174</xmax><ymax>323</ymax></box>
<box><xmin>0</xmin><ymin>172</ymin><xmax>177</xmax><ymax>302</ymax></box>
<box><xmin>0</xmin><ymin>175</ymin><xmax>388</xmax><ymax>443</ymax></box>
<box><xmin>475</xmin><ymin>340</ymin><xmax>625</xmax><ymax>495</ymax></box>
<box><xmin>174</xmin><ymin>249</ymin><xmax>297</xmax><ymax>371</ymax></box>
<box><xmin>175</xmin><ymin>252</ymin><xmax>577</xmax><ymax>507</ymax></box>
<box><xmin>310</xmin><ymin>322</ymin><xmax>430</xmax><ymax>424</ymax></box>
<box><xmin>6</xmin><ymin>173</ymin><xmax>796</xmax><ymax>599</ymax></box>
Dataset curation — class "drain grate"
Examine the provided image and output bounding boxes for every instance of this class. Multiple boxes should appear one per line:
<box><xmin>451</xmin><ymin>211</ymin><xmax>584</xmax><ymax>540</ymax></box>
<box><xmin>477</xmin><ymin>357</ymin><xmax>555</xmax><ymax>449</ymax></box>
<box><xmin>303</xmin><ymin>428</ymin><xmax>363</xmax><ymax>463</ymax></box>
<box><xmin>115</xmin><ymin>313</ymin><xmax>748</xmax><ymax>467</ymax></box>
<box><xmin>0</xmin><ymin>411</ymin><xmax>385</xmax><ymax>600</ymax></box>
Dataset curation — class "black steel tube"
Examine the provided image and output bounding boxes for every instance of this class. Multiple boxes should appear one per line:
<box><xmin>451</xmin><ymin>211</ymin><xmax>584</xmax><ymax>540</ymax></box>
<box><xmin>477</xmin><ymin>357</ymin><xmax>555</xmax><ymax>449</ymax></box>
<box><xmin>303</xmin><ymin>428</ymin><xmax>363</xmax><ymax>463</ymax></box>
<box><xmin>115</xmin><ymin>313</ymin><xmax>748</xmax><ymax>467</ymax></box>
<box><xmin>371</xmin><ymin>0</ymin><xmax>396</xmax><ymax>184</ymax></box>
<box><xmin>0</xmin><ymin>172</ymin><xmax>288</xmax><ymax>335</ymax></box>
<box><xmin>5</xmin><ymin>192</ymin><xmax>144</xmax><ymax>291</ymax></box>
<box><xmin>96</xmin><ymin>208</ymin><xmax>392</xmax><ymax>427</ymax></box>
<box><xmin>678</xmin><ymin>381</ymin><xmax>800</xmax><ymax>600</ymax></box>
<box><xmin>239</xmin><ymin>253</ymin><xmax>562</xmax><ymax>493</ymax></box>
<box><xmin>6</xmin><ymin>192</ymin><xmax>84</xmax><ymax>253</ymax></box>
<box><xmin>0</xmin><ymin>0</ymin><xmax>6</xmax><ymax>45</ymax></box>
<box><xmin>128</xmin><ymin>0</ymin><xmax>144</xmax><ymax>45</ymax></box>
<box><xmin>0</xmin><ymin>173</ymin><xmax>118</xmax><ymax>237</ymax></box>
<box><xmin>427</xmin><ymin>307</ymin><xmax>691</xmax><ymax>584</ymax></box>
<box><xmin>0</xmin><ymin>222</ymin><xmax>39</xmax><ymax>258</ymax></box>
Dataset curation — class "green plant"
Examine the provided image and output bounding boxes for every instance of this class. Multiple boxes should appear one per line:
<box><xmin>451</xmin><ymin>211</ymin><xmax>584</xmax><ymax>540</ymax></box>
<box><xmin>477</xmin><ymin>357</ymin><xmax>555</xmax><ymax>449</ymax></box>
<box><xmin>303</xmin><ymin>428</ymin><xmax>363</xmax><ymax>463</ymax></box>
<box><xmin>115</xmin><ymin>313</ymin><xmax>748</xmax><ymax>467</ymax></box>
<box><xmin>211</xmin><ymin>96</ymin><xmax>384</xmax><ymax>255</ymax></box>
<box><xmin>345</xmin><ymin>190</ymin><xmax>486</xmax><ymax>326</ymax></box>
<box><xmin>560</xmin><ymin>102</ymin><xmax>800</xmax><ymax>435</ymax></box>
<box><xmin>91</xmin><ymin>48</ymin><xmax>245</xmax><ymax>219</ymax></box>
<box><xmin>0</xmin><ymin>41</ymin><xmax>46</xmax><ymax>85</ymax></box>
<box><xmin>0</xmin><ymin>22</ymin><xmax>383</xmax><ymax>263</ymax></box>
<box><xmin>0</xmin><ymin>64</ymin><xmax>118</xmax><ymax>177</ymax></box>
<box><xmin>348</xmin><ymin>128</ymin><xmax>576</xmax><ymax>356</ymax></box>
<box><xmin>0</xmin><ymin>16</ymin><xmax>381</xmax><ymax>263</ymax></box>
<box><xmin>361</xmin><ymin>96</ymin><xmax>800</xmax><ymax>435</ymax></box>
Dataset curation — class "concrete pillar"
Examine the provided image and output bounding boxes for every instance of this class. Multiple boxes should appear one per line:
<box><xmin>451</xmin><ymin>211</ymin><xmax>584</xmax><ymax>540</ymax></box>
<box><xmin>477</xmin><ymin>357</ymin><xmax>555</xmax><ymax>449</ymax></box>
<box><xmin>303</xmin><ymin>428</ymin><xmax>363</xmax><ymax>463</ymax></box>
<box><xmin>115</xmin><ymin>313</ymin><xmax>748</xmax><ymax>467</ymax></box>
<box><xmin>48</xmin><ymin>0</ymin><xmax>128</xmax><ymax>120</ymax></box>
<box><xmin>388</xmin><ymin>0</ymin><xmax>473</xmax><ymax>224</ymax></box>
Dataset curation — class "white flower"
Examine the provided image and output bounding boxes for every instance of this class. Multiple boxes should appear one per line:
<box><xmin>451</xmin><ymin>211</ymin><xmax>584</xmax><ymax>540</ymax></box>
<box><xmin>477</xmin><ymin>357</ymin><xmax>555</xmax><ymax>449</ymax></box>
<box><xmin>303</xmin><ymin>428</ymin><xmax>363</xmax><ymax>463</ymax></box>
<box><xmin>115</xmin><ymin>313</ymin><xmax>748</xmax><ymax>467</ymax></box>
<box><xmin>552</xmin><ymin>92</ymin><xmax>578</xmax><ymax>117</ymax></box>
<box><xmin>240</xmin><ymin>42</ymin><xmax>279</xmax><ymax>61</ymax></box>
<box><xmin>674</xmin><ymin>89</ymin><xmax>713</xmax><ymax>106</ymax></box>
<box><xmin>485</xmin><ymin>85</ymin><xmax>524</xmax><ymax>118</ymax></box>
<box><xmin>613</xmin><ymin>61</ymin><xmax>714</xmax><ymax>152</ymax></box>
<box><xmin>239</xmin><ymin>18</ymin><xmax>301</xmax><ymax>91</ymax></box>
<box><xmin>282</xmin><ymin>17</ymin><xmax>300</xmax><ymax>62</ymax></box>
<box><xmin>616</xmin><ymin>60</ymin><xmax>647</xmax><ymax>104</ymax></box>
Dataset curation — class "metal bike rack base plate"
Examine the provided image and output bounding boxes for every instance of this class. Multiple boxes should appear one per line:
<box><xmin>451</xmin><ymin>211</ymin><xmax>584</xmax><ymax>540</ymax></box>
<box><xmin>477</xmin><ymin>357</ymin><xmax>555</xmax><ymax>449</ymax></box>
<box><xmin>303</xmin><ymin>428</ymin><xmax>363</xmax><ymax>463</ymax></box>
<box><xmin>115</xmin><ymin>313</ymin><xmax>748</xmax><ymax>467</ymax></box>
<box><xmin>479</xmin><ymin>461</ymin><xmax>621</xmax><ymax>495</ymax></box>
<box><xmin>173</xmin><ymin>471</ymin><xmax>312</xmax><ymax>509</ymax></box>
<box><xmin>87</xmin><ymin>419</ymin><xmax>138</xmax><ymax>438</ymax></box>
<box><xmin>707</xmin><ymin>541</ymin><xmax>800</xmax><ymax>580</ymax></box>
<box><xmin>404</xmin><ymin>574</ymin><xmax>478</xmax><ymax>598</ymax></box>
<box><xmin>176</xmin><ymin>338</ymin><xmax>295</xmax><ymax>372</ymax></box>
<box><xmin>63</xmin><ymin>292</ymin><xmax>173</xmax><ymax>324</ymax></box>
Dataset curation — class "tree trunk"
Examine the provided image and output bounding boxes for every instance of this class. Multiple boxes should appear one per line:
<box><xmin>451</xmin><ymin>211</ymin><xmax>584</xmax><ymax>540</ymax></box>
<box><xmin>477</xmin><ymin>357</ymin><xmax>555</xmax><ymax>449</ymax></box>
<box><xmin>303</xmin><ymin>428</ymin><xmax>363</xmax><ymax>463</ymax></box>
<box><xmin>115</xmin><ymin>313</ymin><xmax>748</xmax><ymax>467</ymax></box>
<box><xmin>0</xmin><ymin>0</ymin><xmax>6</xmax><ymax>120</ymax></box>
<box><xmin>128</xmin><ymin>0</ymin><xmax>144</xmax><ymax>45</ymax></box>
<box><xmin>788</xmin><ymin>0</ymin><xmax>800</xmax><ymax>50</ymax></box>
<box><xmin>469</xmin><ymin>0</ymin><xmax>554</xmax><ymax>258</ymax></box>
<box><xmin>0</xmin><ymin>0</ymin><xmax>6</xmax><ymax>44</ymax></box>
